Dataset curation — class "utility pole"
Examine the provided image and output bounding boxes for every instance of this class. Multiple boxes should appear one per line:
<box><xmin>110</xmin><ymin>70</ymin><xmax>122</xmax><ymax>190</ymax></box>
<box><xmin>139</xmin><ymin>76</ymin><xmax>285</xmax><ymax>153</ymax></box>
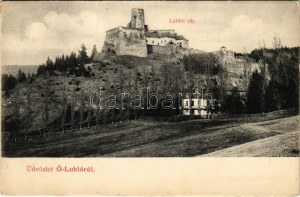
<box><xmin>80</xmin><ymin>88</ymin><xmax>84</xmax><ymax>130</ymax></box>
<box><xmin>71</xmin><ymin>76</ymin><xmax>75</xmax><ymax>132</ymax></box>
<box><xmin>13</xmin><ymin>78</ymin><xmax>20</xmax><ymax>142</ymax></box>
<box><xmin>61</xmin><ymin>72</ymin><xmax>67</xmax><ymax>134</ymax></box>
<box><xmin>25</xmin><ymin>77</ymin><xmax>32</xmax><ymax>141</ymax></box>
<box><xmin>43</xmin><ymin>71</ymin><xmax>50</xmax><ymax>137</ymax></box>
<box><xmin>87</xmin><ymin>81</ymin><xmax>91</xmax><ymax>129</ymax></box>
<box><xmin>95</xmin><ymin>77</ymin><xmax>101</xmax><ymax>127</ymax></box>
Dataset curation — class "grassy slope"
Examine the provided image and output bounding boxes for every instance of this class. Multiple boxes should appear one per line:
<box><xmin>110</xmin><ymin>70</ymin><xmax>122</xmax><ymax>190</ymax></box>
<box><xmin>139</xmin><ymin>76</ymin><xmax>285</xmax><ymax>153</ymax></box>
<box><xmin>3</xmin><ymin>115</ymin><xmax>299</xmax><ymax>157</ymax></box>
<box><xmin>2</xmin><ymin>53</ymin><xmax>244</xmax><ymax>130</ymax></box>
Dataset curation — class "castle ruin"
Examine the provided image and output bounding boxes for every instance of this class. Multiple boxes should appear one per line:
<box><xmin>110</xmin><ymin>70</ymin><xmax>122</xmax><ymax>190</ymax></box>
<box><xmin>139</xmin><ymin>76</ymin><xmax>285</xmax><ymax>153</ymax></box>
<box><xmin>101</xmin><ymin>8</ymin><xmax>190</xmax><ymax>57</ymax></box>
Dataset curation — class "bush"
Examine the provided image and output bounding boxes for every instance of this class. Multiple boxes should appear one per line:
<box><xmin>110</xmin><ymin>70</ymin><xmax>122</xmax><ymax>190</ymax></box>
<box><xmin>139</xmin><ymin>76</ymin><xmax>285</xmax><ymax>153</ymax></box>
<box><xmin>75</xmin><ymin>80</ymin><xmax>80</xmax><ymax>86</ymax></box>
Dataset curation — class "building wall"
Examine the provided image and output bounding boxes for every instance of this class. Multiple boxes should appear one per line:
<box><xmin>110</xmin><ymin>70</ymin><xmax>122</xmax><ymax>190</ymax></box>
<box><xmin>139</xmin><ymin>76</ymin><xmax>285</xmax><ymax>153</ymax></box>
<box><xmin>146</xmin><ymin>37</ymin><xmax>189</xmax><ymax>48</ymax></box>
<box><xmin>101</xmin><ymin>27</ymin><xmax>120</xmax><ymax>53</ymax></box>
<box><xmin>150</xmin><ymin>45</ymin><xmax>173</xmax><ymax>55</ymax></box>
<box><xmin>175</xmin><ymin>40</ymin><xmax>189</xmax><ymax>48</ymax></box>
<box><xmin>182</xmin><ymin>98</ymin><xmax>208</xmax><ymax>117</ymax></box>
<box><xmin>148</xmin><ymin>44</ymin><xmax>198</xmax><ymax>58</ymax></box>
<box><xmin>102</xmin><ymin>26</ymin><xmax>148</xmax><ymax>57</ymax></box>
<box><xmin>119</xmin><ymin>27</ymin><xmax>148</xmax><ymax>57</ymax></box>
<box><xmin>146</xmin><ymin>37</ymin><xmax>176</xmax><ymax>46</ymax></box>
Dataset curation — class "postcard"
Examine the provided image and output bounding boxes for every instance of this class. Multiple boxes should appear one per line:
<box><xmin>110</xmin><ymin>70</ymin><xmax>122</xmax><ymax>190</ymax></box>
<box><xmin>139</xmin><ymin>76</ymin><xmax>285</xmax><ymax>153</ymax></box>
<box><xmin>1</xmin><ymin>1</ymin><xmax>299</xmax><ymax>196</ymax></box>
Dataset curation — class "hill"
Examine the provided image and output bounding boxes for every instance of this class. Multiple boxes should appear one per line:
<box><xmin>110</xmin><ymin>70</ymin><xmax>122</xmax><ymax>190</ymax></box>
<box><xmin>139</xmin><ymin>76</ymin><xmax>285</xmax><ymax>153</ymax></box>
<box><xmin>1</xmin><ymin>52</ymin><xmax>263</xmax><ymax>132</ymax></box>
<box><xmin>3</xmin><ymin>115</ymin><xmax>299</xmax><ymax>157</ymax></box>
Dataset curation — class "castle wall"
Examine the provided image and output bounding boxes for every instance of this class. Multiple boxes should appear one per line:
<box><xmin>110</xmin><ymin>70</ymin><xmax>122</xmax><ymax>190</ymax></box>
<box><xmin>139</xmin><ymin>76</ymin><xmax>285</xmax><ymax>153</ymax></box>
<box><xmin>149</xmin><ymin>44</ymin><xmax>200</xmax><ymax>57</ymax></box>
<box><xmin>101</xmin><ymin>8</ymin><xmax>190</xmax><ymax>58</ymax></box>
<box><xmin>101</xmin><ymin>27</ymin><xmax>121</xmax><ymax>54</ymax></box>
<box><xmin>150</xmin><ymin>45</ymin><xmax>173</xmax><ymax>55</ymax></box>
<box><xmin>119</xmin><ymin>27</ymin><xmax>147</xmax><ymax>57</ymax></box>
<box><xmin>102</xmin><ymin>26</ymin><xmax>147</xmax><ymax>57</ymax></box>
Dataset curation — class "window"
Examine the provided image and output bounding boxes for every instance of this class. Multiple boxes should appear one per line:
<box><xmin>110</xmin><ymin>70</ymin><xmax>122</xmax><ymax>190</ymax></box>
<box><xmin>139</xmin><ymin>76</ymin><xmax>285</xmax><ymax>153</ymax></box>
<box><xmin>191</xmin><ymin>100</ymin><xmax>194</xmax><ymax>106</ymax></box>
<box><xmin>152</xmin><ymin>41</ymin><xmax>154</xmax><ymax>44</ymax></box>
<box><xmin>185</xmin><ymin>101</ymin><xmax>188</xmax><ymax>106</ymax></box>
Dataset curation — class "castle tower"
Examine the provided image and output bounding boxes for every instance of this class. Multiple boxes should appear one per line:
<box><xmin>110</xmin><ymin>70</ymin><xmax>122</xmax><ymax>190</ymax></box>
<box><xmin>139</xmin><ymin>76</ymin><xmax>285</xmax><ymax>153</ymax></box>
<box><xmin>130</xmin><ymin>8</ymin><xmax>145</xmax><ymax>29</ymax></box>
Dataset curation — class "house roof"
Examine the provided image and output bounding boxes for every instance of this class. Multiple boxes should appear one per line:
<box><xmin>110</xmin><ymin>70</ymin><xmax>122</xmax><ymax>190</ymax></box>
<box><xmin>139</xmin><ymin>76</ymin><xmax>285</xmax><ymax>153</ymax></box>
<box><xmin>146</xmin><ymin>31</ymin><xmax>188</xmax><ymax>41</ymax></box>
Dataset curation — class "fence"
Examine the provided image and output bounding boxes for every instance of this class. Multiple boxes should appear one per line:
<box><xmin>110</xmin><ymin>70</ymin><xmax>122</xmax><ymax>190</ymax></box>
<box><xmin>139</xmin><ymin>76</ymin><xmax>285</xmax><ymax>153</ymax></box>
<box><xmin>139</xmin><ymin>109</ymin><xmax>296</xmax><ymax>122</ymax></box>
<box><xmin>3</xmin><ymin>105</ymin><xmax>296</xmax><ymax>142</ymax></box>
<box><xmin>211</xmin><ymin>109</ymin><xmax>295</xmax><ymax>120</ymax></box>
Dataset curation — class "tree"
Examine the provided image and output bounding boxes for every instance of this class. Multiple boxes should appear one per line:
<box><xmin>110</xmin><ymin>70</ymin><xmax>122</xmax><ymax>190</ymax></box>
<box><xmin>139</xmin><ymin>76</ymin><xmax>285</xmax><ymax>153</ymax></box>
<box><xmin>45</xmin><ymin>57</ymin><xmax>54</xmax><ymax>71</ymax></box>
<box><xmin>222</xmin><ymin>87</ymin><xmax>246</xmax><ymax>114</ymax></box>
<box><xmin>37</xmin><ymin>64</ymin><xmax>46</xmax><ymax>76</ymax></box>
<box><xmin>242</xmin><ymin>56</ymin><xmax>252</xmax><ymax>88</ymax></box>
<box><xmin>69</xmin><ymin>52</ymin><xmax>78</xmax><ymax>74</ymax></box>
<box><xmin>17</xmin><ymin>69</ymin><xmax>27</xmax><ymax>83</ymax></box>
<box><xmin>246</xmin><ymin>70</ymin><xmax>265</xmax><ymax>113</ymax></box>
<box><xmin>183</xmin><ymin>53</ymin><xmax>220</xmax><ymax>76</ymax></box>
<box><xmin>263</xmin><ymin>38</ymin><xmax>298</xmax><ymax>112</ymax></box>
<box><xmin>272</xmin><ymin>35</ymin><xmax>282</xmax><ymax>49</ymax></box>
<box><xmin>78</xmin><ymin>44</ymin><xmax>89</xmax><ymax>65</ymax></box>
<box><xmin>2</xmin><ymin>74</ymin><xmax>17</xmax><ymax>92</ymax></box>
<box><xmin>264</xmin><ymin>80</ymin><xmax>280</xmax><ymax>112</ymax></box>
<box><xmin>249</xmin><ymin>49</ymin><xmax>263</xmax><ymax>62</ymax></box>
<box><xmin>90</xmin><ymin>44</ymin><xmax>97</xmax><ymax>61</ymax></box>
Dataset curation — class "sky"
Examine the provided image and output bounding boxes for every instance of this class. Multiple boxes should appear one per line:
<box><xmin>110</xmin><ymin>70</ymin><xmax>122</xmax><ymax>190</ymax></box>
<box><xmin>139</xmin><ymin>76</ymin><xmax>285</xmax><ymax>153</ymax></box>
<box><xmin>2</xmin><ymin>1</ymin><xmax>299</xmax><ymax>65</ymax></box>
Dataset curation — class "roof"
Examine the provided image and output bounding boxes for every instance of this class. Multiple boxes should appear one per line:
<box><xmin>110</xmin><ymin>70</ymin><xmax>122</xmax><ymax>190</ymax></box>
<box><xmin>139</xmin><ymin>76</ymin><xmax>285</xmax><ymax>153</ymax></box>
<box><xmin>175</xmin><ymin>35</ymin><xmax>188</xmax><ymax>41</ymax></box>
<box><xmin>146</xmin><ymin>31</ymin><xmax>188</xmax><ymax>41</ymax></box>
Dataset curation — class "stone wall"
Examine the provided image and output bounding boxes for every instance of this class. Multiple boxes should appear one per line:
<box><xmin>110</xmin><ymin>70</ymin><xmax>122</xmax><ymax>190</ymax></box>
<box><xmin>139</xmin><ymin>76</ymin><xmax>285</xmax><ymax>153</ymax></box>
<box><xmin>130</xmin><ymin>8</ymin><xmax>145</xmax><ymax>29</ymax></box>
<box><xmin>118</xmin><ymin>27</ymin><xmax>147</xmax><ymax>57</ymax></box>
<box><xmin>102</xmin><ymin>26</ymin><xmax>148</xmax><ymax>57</ymax></box>
<box><xmin>150</xmin><ymin>45</ymin><xmax>173</xmax><ymax>55</ymax></box>
<box><xmin>148</xmin><ymin>44</ymin><xmax>200</xmax><ymax>57</ymax></box>
<box><xmin>101</xmin><ymin>27</ymin><xmax>120</xmax><ymax>54</ymax></box>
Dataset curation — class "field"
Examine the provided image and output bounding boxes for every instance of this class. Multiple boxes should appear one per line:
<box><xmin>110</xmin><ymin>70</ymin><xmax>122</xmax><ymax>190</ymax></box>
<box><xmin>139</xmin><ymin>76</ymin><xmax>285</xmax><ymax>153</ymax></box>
<box><xmin>3</xmin><ymin>115</ymin><xmax>299</xmax><ymax>157</ymax></box>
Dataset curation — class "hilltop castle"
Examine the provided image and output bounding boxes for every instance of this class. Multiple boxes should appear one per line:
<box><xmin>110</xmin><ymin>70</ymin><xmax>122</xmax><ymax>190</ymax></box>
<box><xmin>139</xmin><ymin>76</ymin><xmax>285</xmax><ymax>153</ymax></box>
<box><xmin>101</xmin><ymin>8</ymin><xmax>190</xmax><ymax>57</ymax></box>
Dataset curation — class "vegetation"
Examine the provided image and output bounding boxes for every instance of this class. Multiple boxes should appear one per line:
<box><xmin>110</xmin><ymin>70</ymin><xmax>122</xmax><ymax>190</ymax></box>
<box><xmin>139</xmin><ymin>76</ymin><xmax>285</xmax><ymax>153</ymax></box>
<box><xmin>1</xmin><ymin>69</ymin><xmax>28</xmax><ymax>93</ymax></box>
<box><xmin>183</xmin><ymin>53</ymin><xmax>223</xmax><ymax>75</ymax></box>
<box><xmin>1</xmin><ymin>39</ymin><xmax>299</xmax><ymax>143</ymax></box>
<box><xmin>36</xmin><ymin>44</ymin><xmax>96</xmax><ymax>77</ymax></box>
<box><xmin>222</xmin><ymin>87</ymin><xmax>246</xmax><ymax>114</ymax></box>
<box><xmin>246</xmin><ymin>38</ymin><xmax>299</xmax><ymax>113</ymax></box>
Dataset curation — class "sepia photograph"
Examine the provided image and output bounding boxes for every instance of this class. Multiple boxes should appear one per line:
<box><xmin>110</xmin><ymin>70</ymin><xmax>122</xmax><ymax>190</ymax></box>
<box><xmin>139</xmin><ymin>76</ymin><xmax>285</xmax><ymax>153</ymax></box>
<box><xmin>1</xmin><ymin>1</ymin><xmax>299</xmax><ymax>158</ymax></box>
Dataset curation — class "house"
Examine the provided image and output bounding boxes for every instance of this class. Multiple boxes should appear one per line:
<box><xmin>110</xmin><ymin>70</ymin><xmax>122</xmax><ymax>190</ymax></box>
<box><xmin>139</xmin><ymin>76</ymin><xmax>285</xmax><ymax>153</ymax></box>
<box><xmin>181</xmin><ymin>88</ymin><xmax>216</xmax><ymax>118</ymax></box>
<box><xmin>182</xmin><ymin>97</ymin><xmax>208</xmax><ymax>117</ymax></box>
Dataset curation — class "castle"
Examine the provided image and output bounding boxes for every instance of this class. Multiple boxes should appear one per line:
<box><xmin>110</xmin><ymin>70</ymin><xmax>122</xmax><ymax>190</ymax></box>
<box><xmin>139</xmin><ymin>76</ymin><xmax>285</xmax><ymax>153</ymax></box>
<box><xmin>101</xmin><ymin>8</ymin><xmax>190</xmax><ymax>57</ymax></box>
